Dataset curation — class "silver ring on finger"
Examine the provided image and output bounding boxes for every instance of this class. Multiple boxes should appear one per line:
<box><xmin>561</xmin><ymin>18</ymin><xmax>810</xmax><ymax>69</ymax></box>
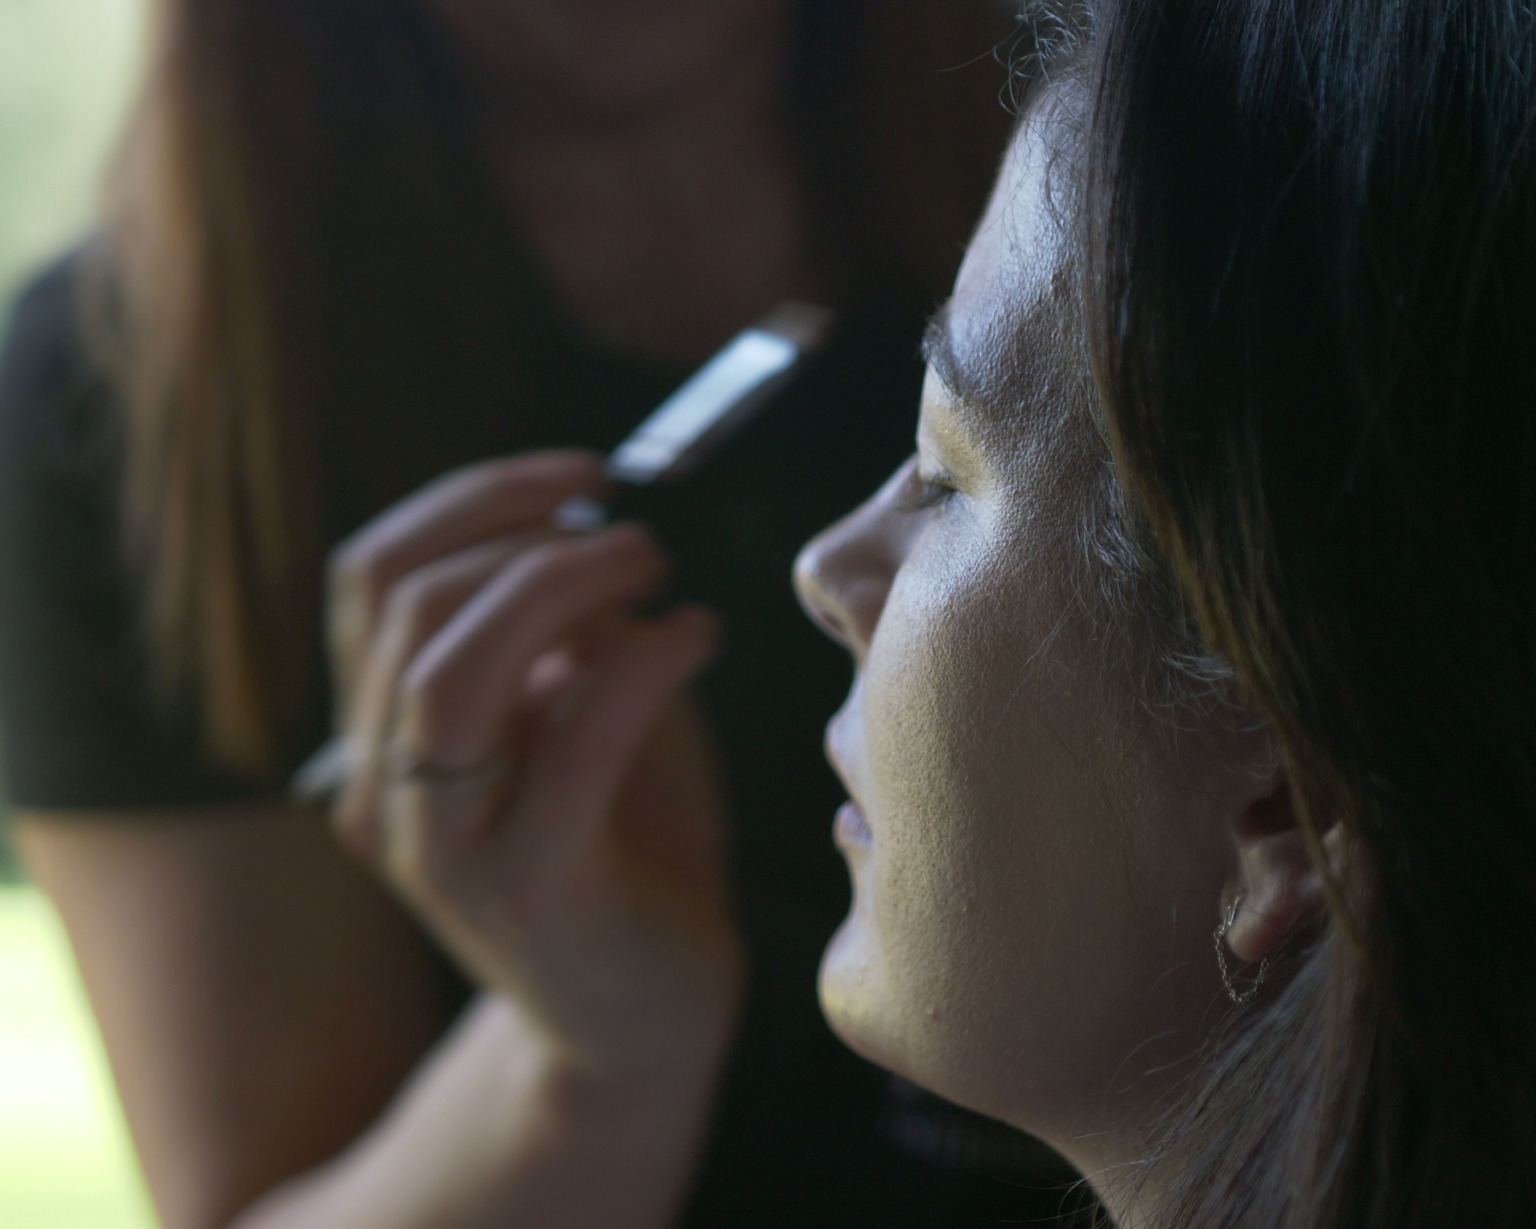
<box><xmin>385</xmin><ymin>743</ymin><xmax>517</xmax><ymax>802</ymax></box>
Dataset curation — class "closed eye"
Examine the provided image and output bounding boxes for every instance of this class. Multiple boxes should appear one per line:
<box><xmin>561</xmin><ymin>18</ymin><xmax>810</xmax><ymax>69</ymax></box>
<box><xmin>892</xmin><ymin>458</ymin><xmax>959</xmax><ymax>514</ymax></box>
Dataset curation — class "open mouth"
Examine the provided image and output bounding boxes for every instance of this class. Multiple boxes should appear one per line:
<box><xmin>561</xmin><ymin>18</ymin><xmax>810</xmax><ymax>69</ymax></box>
<box><xmin>835</xmin><ymin>800</ymin><xmax>874</xmax><ymax>848</ymax></box>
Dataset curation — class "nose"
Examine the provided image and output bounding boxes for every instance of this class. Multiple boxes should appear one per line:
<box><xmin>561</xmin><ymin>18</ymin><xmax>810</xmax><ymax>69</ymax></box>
<box><xmin>793</xmin><ymin>472</ymin><xmax>905</xmax><ymax>658</ymax></box>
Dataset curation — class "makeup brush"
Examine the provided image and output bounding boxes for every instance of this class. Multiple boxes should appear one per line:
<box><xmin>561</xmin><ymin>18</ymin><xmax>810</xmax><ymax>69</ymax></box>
<box><xmin>290</xmin><ymin>301</ymin><xmax>837</xmax><ymax>803</ymax></box>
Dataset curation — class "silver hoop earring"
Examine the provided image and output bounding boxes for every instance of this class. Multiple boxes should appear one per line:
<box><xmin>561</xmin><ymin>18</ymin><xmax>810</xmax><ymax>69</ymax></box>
<box><xmin>1214</xmin><ymin>893</ymin><xmax>1270</xmax><ymax>1006</ymax></box>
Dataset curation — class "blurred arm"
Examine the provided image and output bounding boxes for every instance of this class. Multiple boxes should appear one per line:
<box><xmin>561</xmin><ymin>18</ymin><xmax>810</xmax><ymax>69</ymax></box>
<box><xmin>18</xmin><ymin>806</ymin><xmax>718</xmax><ymax>1229</ymax></box>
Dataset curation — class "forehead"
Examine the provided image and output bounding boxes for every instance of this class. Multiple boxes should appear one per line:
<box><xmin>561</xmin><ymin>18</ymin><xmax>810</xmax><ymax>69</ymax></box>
<box><xmin>943</xmin><ymin>94</ymin><xmax>1080</xmax><ymax>415</ymax></box>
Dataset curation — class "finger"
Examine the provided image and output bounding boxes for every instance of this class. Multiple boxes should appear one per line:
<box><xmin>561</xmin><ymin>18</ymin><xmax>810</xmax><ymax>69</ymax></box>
<box><xmin>395</xmin><ymin>525</ymin><xmax>669</xmax><ymax>773</ymax></box>
<box><xmin>344</xmin><ymin>532</ymin><xmax>557</xmax><ymax>734</ymax></box>
<box><xmin>335</xmin><ymin>537</ymin><xmax>638</xmax><ymax>860</ymax></box>
<box><xmin>334</xmin><ymin>534</ymin><xmax>553</xmax><ymax>854</ymax></box>
<box><xmin>506</xmin><ymin>606</ymin><xmax>722</xmax><ymax>876</ymax></box>
<box><xmin>329</xmin><ymin>451</ymin><xmax>605</xmax><ymax>675</ymax></box>
<box><xmin>377</xmin><ymin>754</ymin><xmax>519</xmax><ymax>897</ymax></box>
<box><xmin>503</xmin><ymin>609</ymin><xmax>639</xmax><ymax>736</ymax></box>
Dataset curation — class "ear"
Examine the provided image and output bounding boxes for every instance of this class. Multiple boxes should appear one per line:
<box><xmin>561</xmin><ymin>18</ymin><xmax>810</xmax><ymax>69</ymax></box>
<box><xmin>1220</xmin><ymin>743</ymin><xmax>1338</xmax><ymax>965</ymax></box>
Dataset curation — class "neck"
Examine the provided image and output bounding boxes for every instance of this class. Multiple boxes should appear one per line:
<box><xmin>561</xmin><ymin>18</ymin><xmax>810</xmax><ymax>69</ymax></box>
<box><xmin>465</xmin><ymin>17</ymin><xmax>818</xmax><ymax>365</ymax></box>
<box><xmin>1049</xmin><ymin>1121</ymin><xmax>1170</xmax><ymax>1229</ymax></box>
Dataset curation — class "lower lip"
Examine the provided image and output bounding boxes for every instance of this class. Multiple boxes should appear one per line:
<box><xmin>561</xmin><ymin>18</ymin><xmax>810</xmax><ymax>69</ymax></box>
<box><xmin>834</xmin><ymin>801</ymin><xmax>873</xmax><ymax>848</ymax></box>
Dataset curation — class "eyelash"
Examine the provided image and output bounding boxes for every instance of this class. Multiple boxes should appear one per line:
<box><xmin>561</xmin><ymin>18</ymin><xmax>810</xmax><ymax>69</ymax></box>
<box><xmin>896</xmin><ymin>464</ymin><xmax>958</xmax><ymax>514</ymax></box>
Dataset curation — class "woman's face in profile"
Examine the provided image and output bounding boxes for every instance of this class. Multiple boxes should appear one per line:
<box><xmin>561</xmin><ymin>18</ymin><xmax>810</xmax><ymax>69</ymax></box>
<box><xmin>422</xmin><ymin>0</ymin><xmax>790</xmax><ymax>105</ymax></box>
<box><xmin>796</xmin><ymin>97</ymin><xmax>1242</xmax><ymax>1166</ymax></box>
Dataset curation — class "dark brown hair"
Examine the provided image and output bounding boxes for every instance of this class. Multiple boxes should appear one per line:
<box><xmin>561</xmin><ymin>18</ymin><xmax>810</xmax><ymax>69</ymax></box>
<box><xmin>96</xmin><ymin>0</ymin><xmax>1011</xmax><ymax>777</ymax></box>
<box><xmin>1080</xmin><ymin>0</ymin><xmax>1536</xmax><ymax>1224</ymax></box>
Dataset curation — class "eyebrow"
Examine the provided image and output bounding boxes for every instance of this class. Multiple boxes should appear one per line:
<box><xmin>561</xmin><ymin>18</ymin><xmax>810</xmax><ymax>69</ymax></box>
<box><xmin>920</xmin><ymin>305</ymin><xmax>985</xmax><ymax>407</ymax></box>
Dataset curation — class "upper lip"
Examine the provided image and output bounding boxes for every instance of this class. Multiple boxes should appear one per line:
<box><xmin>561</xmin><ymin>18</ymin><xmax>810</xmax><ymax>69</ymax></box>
<box><xmin>824</xmin><ymin>710</ymin><xmax>864</xmax><ymax>812</ymax></box>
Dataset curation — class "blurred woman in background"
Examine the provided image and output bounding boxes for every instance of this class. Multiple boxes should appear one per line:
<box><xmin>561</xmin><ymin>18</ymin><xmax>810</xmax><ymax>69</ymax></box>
<box><xmin>0</xmin><ymin>2</ymin><xmax>1038</xmax><ymax>1227</ymax></box>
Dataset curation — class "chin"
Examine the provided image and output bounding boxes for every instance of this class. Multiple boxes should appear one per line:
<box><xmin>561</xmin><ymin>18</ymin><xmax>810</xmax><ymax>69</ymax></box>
<box><xmin>818</xmin><ymin>917</ymin><xmax>883</xmax><ymax>1054</ymax></box>
<box><xmin>816</xmin><ymin>911</ymin><xmax>923</xmax><ymax>1084</ymax></box>
<box><xmin>817</xmin><ymin>854</ymin><xmax>943</xmax><ymax>1092</ymax></box>
<box><xmin>553</xmin><ymin>52</ymin><xmax>712</xmax><ymax>107</ymax></box>
<box><xmin>549</xmin><ymin>7</ymin><xmax>769</xmax><ymax>101</ymax></box>
<box><xmin>818</xmin><ymin>909</ymin><xmax>1042</xmax><ymax>1133</ymax></box>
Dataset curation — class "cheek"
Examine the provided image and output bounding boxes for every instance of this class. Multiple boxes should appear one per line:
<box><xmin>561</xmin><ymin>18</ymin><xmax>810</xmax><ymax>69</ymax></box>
<box><xmin>821</xmin><ymin>504</ymin><xmax>1232</xmax><ymax>1132</ymax></box>
<box><xmin>823</xmin><ymin>517</ymin><xmax>1074</xmax><ymax>1076</ymax></box>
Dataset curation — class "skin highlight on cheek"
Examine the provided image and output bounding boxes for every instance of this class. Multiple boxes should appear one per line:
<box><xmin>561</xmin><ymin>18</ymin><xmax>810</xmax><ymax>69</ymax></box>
<box><xmin>823</xmin><ymin>445</ymin><xmax>1091</xmax><ymax>1075</ymax></box>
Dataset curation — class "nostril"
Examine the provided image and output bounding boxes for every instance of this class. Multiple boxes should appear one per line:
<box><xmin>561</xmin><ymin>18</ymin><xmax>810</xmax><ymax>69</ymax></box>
<box><xmin>794</xmin><ymin>518</ymin><xmax>886</xmax><ymax>653</ymax></box>
<box><xmin>802</xmin><ymin>584</ymin><xmax>863</xmax><ymax>652</ymax></box>
<box><xmin>813</xmin><ymin>602</ymin><xmax>851</xmax><ymax>644</ymax></box>
<box><xmin>793</xmin><ymin>552</ymin><xmax>845</xmax><ymax>641</ymax></box>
